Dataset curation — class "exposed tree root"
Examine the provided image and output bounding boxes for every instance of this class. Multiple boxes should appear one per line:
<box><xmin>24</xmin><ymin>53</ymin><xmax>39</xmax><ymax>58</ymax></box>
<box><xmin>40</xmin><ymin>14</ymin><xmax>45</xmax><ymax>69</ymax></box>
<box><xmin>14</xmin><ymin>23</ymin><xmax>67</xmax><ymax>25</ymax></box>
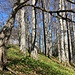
<box><xmin>5</xmin><ymin>67</ymin><xmax>18</xmax><ymax>75</ymax></box>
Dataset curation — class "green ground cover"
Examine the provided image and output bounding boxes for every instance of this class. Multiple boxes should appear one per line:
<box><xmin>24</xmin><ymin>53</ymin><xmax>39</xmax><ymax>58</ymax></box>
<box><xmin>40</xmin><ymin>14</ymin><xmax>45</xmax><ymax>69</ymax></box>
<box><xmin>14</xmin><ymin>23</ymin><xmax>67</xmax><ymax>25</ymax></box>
<box><xmin>0</xmin><ymin>45</ymin><xmax>75</xmax><ymax>75</ymax></box>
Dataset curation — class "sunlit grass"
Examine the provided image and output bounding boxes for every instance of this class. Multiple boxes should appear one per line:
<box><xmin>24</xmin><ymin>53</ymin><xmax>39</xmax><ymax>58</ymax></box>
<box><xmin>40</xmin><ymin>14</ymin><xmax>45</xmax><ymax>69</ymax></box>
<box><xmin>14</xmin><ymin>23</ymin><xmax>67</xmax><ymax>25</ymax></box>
<box><xmin>0</xmin><ymin>45</ymin><xmax>75</xmax><ymax>75</ymax></box>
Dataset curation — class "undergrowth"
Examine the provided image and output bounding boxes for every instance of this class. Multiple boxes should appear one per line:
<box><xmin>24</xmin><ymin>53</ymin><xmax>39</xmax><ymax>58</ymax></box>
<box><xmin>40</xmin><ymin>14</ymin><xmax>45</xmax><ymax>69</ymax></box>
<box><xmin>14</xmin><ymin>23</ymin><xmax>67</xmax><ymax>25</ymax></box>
<box><xmin>0</xmin><ymin>45</ymin><xmax>75</xmax><ymax>75</ymax></box>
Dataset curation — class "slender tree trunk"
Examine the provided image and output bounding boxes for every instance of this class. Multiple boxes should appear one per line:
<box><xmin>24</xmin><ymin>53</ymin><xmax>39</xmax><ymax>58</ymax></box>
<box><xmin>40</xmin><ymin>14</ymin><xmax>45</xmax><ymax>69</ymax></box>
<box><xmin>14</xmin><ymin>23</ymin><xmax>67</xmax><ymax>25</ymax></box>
<box><xmin>41</xmin><ymin>0</ymin><xmax>47</xmax><ymax>56</ymax></box>
<box><xmin>72</xmin><ymin>14</ymin><xmax>75</xmax><ymax>63</ymax></box>
<box><xmin>66</xmin><ymin>2</ymin><xmax>72</xmax><ymax>63</ymax></box>
<box><xmin>63</xmin><ymin>1</ymin><xmax>69</xmax><ymax>63</ymax></box>
<box><xmin>58</xmin><ymin>37</ymin><xmax>61</xmax><ymax>62</ymax></box>
<box><xmin>63</xmin><ymin>20</ymin><xmax>69</xmax><ymax>63</ymax></box>
<box><xmin>18</xmin><ymin>24</ymin><xmax>21</xmax><ymax>46</ymax></box>
<box><xmin>48</xmin><ymin>14</ymin><xmax>52</xmax><ymax>57</ymax></box>
<box><xmin>31</xmin><ymin>0</ymin><xmax>38</xmax><ymax>59</ymax></box>
<box><xmin>59</xmin><ymin>0</ymin><xmax>66</xmax><ymax>63</ymax></box>
<box><xmin>20</xmin><ymin>0</ymin><xmax>26</xmax><ymax>56</ymax></box>
<box><xmin>57</xmin><ymin>20</ymin><xmax>61</xmax><ymax>62</ymax></box>
<box><xmin>44</xmin><ymin>13</ymin><xmax>48</xmax><ymax>56</ymax></box>
<box><xmin>41</xmin><ymin>36</ymin><xmax>44</xmax><ymax>53</ymax></box>
<box><xmin>73</xmin><ymin>23</ymin><xmax>75</xmax><ymax>61</ymax></box>
<box><xmin>69</xmin><ymin>3</ymin><xmax>75</xmax><ymax>63</ymax></box>
<box><xmin>48</xmin><ymin>28</ymin><xmax>52</xmax><ymax>57</ymax></box>
<box><xmin>39</xmin><ymin>35</ymin><xmax>41</xmax><ymax>53</ymax></box>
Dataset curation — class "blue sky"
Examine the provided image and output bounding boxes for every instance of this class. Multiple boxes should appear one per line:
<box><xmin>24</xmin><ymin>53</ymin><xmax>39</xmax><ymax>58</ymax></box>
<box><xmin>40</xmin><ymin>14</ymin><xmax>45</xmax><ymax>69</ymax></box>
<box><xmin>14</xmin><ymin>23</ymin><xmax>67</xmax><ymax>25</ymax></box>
<box><xmin>0</xmin><ymin>0</ymin><xmax>12</xmax><ymax>26</ymax></box>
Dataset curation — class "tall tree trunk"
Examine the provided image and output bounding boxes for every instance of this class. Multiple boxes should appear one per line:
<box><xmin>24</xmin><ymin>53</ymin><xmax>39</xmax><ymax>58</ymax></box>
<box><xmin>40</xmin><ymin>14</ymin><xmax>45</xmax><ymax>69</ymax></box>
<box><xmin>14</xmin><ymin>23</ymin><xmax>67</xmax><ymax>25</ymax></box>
<box><xmin>48</xmin><ymin>28</ymin><xmax>52</xmax><ymax>57</ymax></box>
<box><xmin>59</xmin><ymin>0</ymin><xmax>66</xmax><ymax>63</ymax></box>
<box><xmin>41</xmin><ymin>0</ymin><xmax>47</xmax><ymax>56</ymax></box>
<box><xmin>63</xmin><ymin>20</ymin><xmax>69</xmax><ymax>63</ymax></box>
<box><xmin>66</xmin><ymin>2</ymin><xmax>72</xmax><ymax>63</ymax></box>
<box><xmin>44</xmin><ymin>14</ymin><xmax>48</xmax><ymax>56</ymax></box>
<box><xmin>20</xmin><ymin>0</ymin><xmax>26</xmax><ymax>56</ymax></box>
<box><xmin>31</xmin><ymin>0</ymin><xmax>38</xmax><ymax>59</ymax></box>
<box><xmin>72</xmin><ymin>13</ymin><xmax>75</xmax><ymax>63</ymax></box>
<box><xmin>68</xmin><ymin>3</ymin><xmax>75</xmax><ymax>63</ymax></box>
<box><xmin>48</xmin><ymin>14</ymin><xmax>52</xmax><ymax>57</ymax></box>
<box><xmin>58</xmin><ymin>36</ymin><xmax>61</xmax><ymax>62</ymax></box>
<box><xmin>63</xmin><ymin>1</ymin><xmax>69</xmax><ymax>63</ymax></box>
<box><xmin>57</xmin><ymin>20</ymin><xmax>61</xmax><ymax>62</ymax></box>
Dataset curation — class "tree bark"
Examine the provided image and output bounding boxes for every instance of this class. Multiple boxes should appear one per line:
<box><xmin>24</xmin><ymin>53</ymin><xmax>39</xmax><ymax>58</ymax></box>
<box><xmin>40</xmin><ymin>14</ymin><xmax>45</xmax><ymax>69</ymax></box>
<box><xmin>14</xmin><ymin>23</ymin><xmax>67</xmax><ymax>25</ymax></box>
<box><xmin>63</xmin><ymin>1</ymin><xmax>69</xmax><ymax>63</ymax></box>
<box><xmin>48</xmin><ymin>14</ymin><xmax>52</xmax><ymax>57</ymax></box>
<box><xmin>59</xmin><ymin>0</ymin><xmax>66</xmax><ymax>63</ymax></box>
<box><xmin>31</xmin><ymin>0</ymin><xmax>38</xmax><ymax>59</ymax></box>
<box><xmin>41</xmin><ymin>0</ymin><xmax>47</xmax><ymax>56</ymax></box>
<box><xmin>19</xmin><ymin>0</ymin><xmax>26</xmax><ymax>56</ymax></box>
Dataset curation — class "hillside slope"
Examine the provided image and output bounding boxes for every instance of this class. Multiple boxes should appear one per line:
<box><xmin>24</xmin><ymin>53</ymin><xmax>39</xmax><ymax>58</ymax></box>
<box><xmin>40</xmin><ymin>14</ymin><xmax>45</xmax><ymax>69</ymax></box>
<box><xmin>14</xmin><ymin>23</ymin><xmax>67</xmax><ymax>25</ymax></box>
<box><xmin>0</xmin><ymin>45</ymin><xmax>75</xmax><ymax>75</ymax></box>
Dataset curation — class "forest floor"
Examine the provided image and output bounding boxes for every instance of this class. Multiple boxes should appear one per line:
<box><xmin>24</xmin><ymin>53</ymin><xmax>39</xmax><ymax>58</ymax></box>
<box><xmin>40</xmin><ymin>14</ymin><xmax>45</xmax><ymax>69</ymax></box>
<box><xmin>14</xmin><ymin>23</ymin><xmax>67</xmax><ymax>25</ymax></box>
<box><xmin>0</xmin><ymin>45</ymin><xmax>75</xmax><ymax>75</ymax></box>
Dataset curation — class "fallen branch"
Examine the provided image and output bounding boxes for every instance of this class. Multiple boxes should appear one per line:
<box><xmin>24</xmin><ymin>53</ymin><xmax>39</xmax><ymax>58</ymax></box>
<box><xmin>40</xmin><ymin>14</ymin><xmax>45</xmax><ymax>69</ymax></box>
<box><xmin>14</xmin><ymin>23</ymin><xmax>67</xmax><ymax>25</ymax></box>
<box><xmin>6</xmin><ymin>67</ymin><xmax>18</xmax><ymax>75</ymax></box>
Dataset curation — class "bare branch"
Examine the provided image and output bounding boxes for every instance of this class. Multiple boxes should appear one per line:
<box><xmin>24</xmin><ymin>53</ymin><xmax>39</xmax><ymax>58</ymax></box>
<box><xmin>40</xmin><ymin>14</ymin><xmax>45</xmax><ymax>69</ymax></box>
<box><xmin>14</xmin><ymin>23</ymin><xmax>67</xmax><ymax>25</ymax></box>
<box><xmin>57</xmin><ymin>13</ymin><xmax>75</xmax><ymax>23</ymax></box>
<box><xmin>13</xmin><ymin>3</ymin><xmax>75</xmax><ymax>23</ymax></box>
<box><xmin>16</xmin><ymin>4</ymin><xmax>75</xmax><ymax>13</ymax></box>
<box><xmin>66</xmin><ymin>0</ymin><xmax>75</xmax><ymax>4</ymax></box>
